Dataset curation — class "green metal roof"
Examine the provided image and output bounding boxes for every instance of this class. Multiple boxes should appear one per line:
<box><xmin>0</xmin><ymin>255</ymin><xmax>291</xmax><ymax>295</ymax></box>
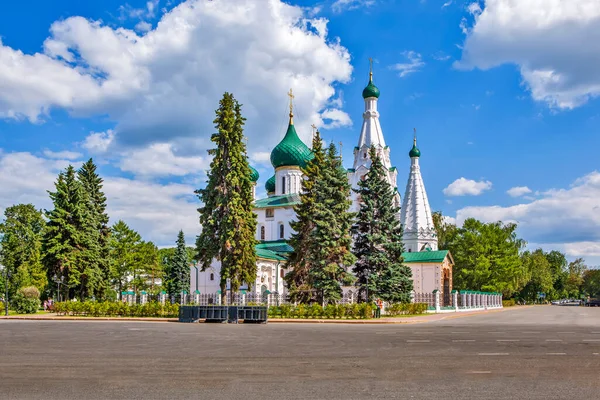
<box><xmin>347</xmin><ymin>168</ymin><xmax>355</xmax><ymax>173</ymax></box>
<box><xmin>249</xmin><ymin>165</ymin><xmax>259</xmax><ymax>182</ymax></box>
<box><xmin>409</xmin><ymin>139</ymin><xmax>421</xmax><ymax>158</ymax></box>
<box><xmin>265</xmin><ymin>175</ymin><xmax>275</xmax><ymax>193</ymax></box>
<box><xmin>270</xmin><ymin>121</ymin><xmax>313</xmax><ymax>168</ymax></box>
<box><xmin>362</xmin><ymin>78</ymin><xmax>380</xmax><ymax>99</ymax></box>
<box><xmin>254</xmin><ymin>194</ymin><xmax>300</xmax><ymax>209</ymax></box>
<box><xmin>402</xmin><ymin>250</ymin><xmax>449</xmax><ymax>263</ymax></box>
<box><xmin>256</xmin><ymin>240</ymin><xmax>294</xmax><ymax>254</ymax></box>
<box><xmin>256</xmin><ymin>248</ymin><xmax>287</xmax><ymax>261</ymax></box>
<box><xmin>389</xmin><ymin>167</ymin><xmax>397</xmax><ymax>172</ymax></box>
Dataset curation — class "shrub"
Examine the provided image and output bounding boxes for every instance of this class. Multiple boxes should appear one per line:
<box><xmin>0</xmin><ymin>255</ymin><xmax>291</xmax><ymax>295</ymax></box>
<box><xmin>12</xmin><ymin>293</ymin><xmax>40</xmax><ymax>314</ymax></box>
<box><xmin>20</xmin><ymin>286</ymin><xmax>40</xmax><ymax>299</ymax></box>
<box><xmin>385</xmin><ymin>302</ymin><xmax>428</xmax><ymax>316</ymax></box>
<box><xmin>0</xmin><ymin>301</ymin><xmax>4</xmax><ymax>312</ymax></box>
<box><xmin>50</xmin><ymin>301</ymin><xmax>179</xmax><ymax>318</ymax></box>
<box><xmin>502</xmin><ymin>299</ymin><xmax>516</xmax><ymax>307</ymax></box>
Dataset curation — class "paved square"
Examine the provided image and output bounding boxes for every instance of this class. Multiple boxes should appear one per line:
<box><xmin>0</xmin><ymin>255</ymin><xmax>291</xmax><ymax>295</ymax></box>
<box><xmin>1</xmin><ymin>307</ymin><xmax>599</xmax><ymax>399</ymax></box>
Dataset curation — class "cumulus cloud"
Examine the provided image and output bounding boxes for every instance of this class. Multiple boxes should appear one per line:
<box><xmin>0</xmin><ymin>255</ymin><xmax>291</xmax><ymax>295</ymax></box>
<box><xmin>43</xmin><ymin>150</ymin><xmax>82</xmax><ymax>160</ymax></box>
<box><xmin>507</xmin><ymin>186</ymin><xmax>532</xmax><ymax>198</ymax></box>
<box><xmin>331</xmin><ymin>0</ymin><xmax>375</xmax><ymax>13</ymax></box>
<box><xmin>443</xmin><ymin>177</ymin><xmax>492</xmax><ymax>196</ymax></box>
<box><xmin>81</xmin><ymin>130</ymin><xmax>115</xmax><ymax>154</ymax></box>
<box><xmin>0</xmin><ymin>0</ymin><xmax>353</xmax><ymax>154</ymax></box>
<box><xmin>455</xmin><ymin>171</ymin><xmax>600</xmax><ymax>254</ymax></box>
<box><xmin>457</xmin><ymin>0</ymin><xmax>600</xmax><ymax>109</ymax></box>
<box><xmin>390</xmin><ymin>51</ymin><xmax>425</xmax><ymax>78</ymax></box>
<box><xmin>119</xmin><ymin>142</ymin><xmax>209</xmax><ymax>178</ymax></box>
<box><xmin>0</xmin><ymin>150</ymin><xmax>200</xmax><ymax>247</ymax></box>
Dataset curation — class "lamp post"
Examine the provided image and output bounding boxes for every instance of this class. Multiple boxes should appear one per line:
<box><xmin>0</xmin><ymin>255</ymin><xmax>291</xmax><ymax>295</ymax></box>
<box><xmin>52</xmin><ymin>274</ymin><xmax>64</xmax><ymax>302</ymax></box>
<box><xmin>193</xmin><ymin>260</ymin><xmax>199</xmax><ymax>294</ymax></box>
<box><xmin>3</xmin><ymin>266</ymin><xmax>10</xmax><ymax>316</ymax></box>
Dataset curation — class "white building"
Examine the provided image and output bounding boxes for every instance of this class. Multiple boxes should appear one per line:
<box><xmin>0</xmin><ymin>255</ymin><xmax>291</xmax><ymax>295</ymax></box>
<box><xmin>191</xmin><ymin>71</ymin><xmax>453</xmax><ymax>303</ymax></box>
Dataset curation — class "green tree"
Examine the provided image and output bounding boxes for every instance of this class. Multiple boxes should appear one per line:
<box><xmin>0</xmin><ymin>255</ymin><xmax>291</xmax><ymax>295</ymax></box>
<box><xmin>0</xmin><ymin>204</ymin><xmax>47</xmax><ymax>297</ymax></box>
<box><xmin>519</xmin><ymin>249</ymin><xmax>555</xmax><ymax>302</ymax></box>
<box><xmin>285</xmin><ymin>131</ymin><xmax>326</xmax><ymax>303</ymax></box>
<box><xmin>196</xmin><ymin>93</ymin><xmax>257</xmax><ymax>302</ymax></box>
<box><xmin>131</xmin><ymin>241</ymin><xmax>162</xmax><ymax>293</ymax></box>
<box><xmin>168</xmin><ymin>231</ymin><xmax>190</xmax><ymax>298</ymax></box>
<box><xmin>432</xmin><ymin>211</ymin><xmax>457</xmax><ymax>251</ymax></box>
<box><xmin>309</xmin><ymin>143</ymin><xmax>356</xmax><ymax>304</ymax></box>
<box><xmin>77</xmin><ymin>159</ymin><xmax>111</xmax><ymax>299</ymax></box>
<box><xmin>42</xmin><ymin>166</ymin><xmax>101</xmax><ymax>300</ymax></box>
<box><xmin>582</xmin><ymin>269</ymin><xmax>600</xmax><ymax>298</ymax></box>
<box><xmin>565</xmin><ymin>258</ymin><xmax>587</xmax><ymax>298</ymax></box>
<box><xmin>352</xmin><ymin>146</ymin><xmax>412</xmax><ymax>303</ymax></box>
<box><xmin>109</xmin><ymin>220</ymin><xmax>142</xmax><ymax>296</ymax></box>
<box><xmin>448</xmin><ymin>218</ymin><xmax>526</xmax><ymax>297</ymax></box>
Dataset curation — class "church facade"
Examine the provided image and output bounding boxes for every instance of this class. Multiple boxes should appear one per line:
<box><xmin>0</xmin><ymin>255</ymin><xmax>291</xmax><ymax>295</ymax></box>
<box><xmin>190</xmin><ymin>72</ymin><xmax>453</xmax><ymax>303</ymax></box>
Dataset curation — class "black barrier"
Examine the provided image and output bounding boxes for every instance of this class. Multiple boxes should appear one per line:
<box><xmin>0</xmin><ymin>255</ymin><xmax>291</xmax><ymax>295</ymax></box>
<box><xmin>179</xmin><ymin>305</ymin><xmax>268</xmax><ymax>323</ymax></box>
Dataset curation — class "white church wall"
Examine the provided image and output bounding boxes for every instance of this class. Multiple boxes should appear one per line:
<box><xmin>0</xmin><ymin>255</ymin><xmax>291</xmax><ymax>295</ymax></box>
<box><xmin>256</xmin><ymin>206</ymin><xmax>297</xmax><ymax>241</ymax></box>
<box><xmin>408</xmin><ymin>263</ymin><xmax>441</xmax><ymax>293</ymax></box>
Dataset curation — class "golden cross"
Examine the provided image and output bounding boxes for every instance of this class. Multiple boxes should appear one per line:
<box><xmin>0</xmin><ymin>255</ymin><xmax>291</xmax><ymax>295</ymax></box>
<box><xmin>413</xmin><ymin>128</ymin><xmax>417</xmax><ymax>145</ymax></box>
<box><xmin>311</xmin><ymin>124</ymin><xmax>317</xmax><ymax>140</ymax></box>
<box><xmin>287</xmin><ymin>88</ymin><xmax>294</xmax><ymax>116</ymax></box>
<box><xmin>339</xmin><ymin>141</ymin><xmax>343</xmax><ymax>161</ymax></box>
<box><xmin>368</xmin><ymin>57</ymin><xmax>373</xmax><ymax>80</ymax></box>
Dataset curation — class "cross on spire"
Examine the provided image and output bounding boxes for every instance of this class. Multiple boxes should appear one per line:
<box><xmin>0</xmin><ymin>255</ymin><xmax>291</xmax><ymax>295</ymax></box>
<box><xmin>413</xmin><ymin>128</ymin><xmax>417</xmax><ymax>146</ymax></box>
<box><xmin>339</xmin><ymin>141</ymin><xmax>343</xmax><ymax>162</ymax></box>
<box><xmin>311</xmin><ymin>124</ymin><xmax>317</xmax><ymax>140</ymax></box>
<box><xmin>368</xmin><ymin>57</ymin><xmax>373</xmax><ymax>81</ymax></box>
<box><xmin>287</xmin><ymin>88</ymin><xmax>294</xmax><ymax>124</ymax></box>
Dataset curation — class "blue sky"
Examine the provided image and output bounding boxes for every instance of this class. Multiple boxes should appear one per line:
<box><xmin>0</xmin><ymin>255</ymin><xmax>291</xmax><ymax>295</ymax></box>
<box><xmin>0</xmin><ymin>0</ymin><xmax>599</xmax><ymax>265</ymax></box>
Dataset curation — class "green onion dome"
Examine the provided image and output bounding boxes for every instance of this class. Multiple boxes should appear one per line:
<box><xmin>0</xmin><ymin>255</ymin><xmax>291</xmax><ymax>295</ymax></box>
<box><xmin>409</xmin><ymin>138</ymin><xmax>421</xmax><ymax>158</ymax></box>
<box><xmin>265</xmin><ymin>175</ymin><xmax>276</xmax><ymax>193</ymax></box>
<box><xmin>270</xmin><ymin>118</ymin><xmax>313</xmax><ymax>169</ymax></box>
<box><xmin>249</xmin><ymin>165</ymin><xmax>259</xmax><ymax>182</ymax></box>
<box><xmin>362</xmin><ymin>75</ymin><xmax>380</xmax><ymax>99</ymax></box>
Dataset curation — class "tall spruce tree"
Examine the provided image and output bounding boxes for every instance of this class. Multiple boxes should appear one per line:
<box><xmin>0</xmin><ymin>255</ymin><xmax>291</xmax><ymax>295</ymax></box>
<box><xmin>169</xmin><ymin>230</ymin><xmax>190</xmax><ymax>298</ymax></box>
<box><xmin>309</xmin><ymin>143</ymin><xmax>356</xmax><ymax>304</ymax></box>
<box><xmin>285</xmin><ymin>131</ymin><xmax>327</xmax><ymax>303</ymax></box>
<box><xmin>352</xmin><ymin>146</ymin><xmax>413</xmax><ymax>303</ymax></box>
<box><xmin>42</xmin><ymin>166</ymin><xmax>100</xmax><ymax>300</ymax></box>
<box><xmin>109</xmin><ymin>220</ymin><xmax>142</xmax><ymax>296</ymax></box>
<box><xmin>196</xmin><ymin>93</ymin><xmax>257</xmax><ymax>302</ymax></box>
<box><xmin>78</xmin><ymin>159</ymin><xmax>111</xmax><ymax>299</ymax></box>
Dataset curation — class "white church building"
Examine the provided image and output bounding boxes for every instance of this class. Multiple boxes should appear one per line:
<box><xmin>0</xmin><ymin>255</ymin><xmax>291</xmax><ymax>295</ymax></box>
<box><xmin>191</xmin><ymin>70</ymin><xmax>454</xmax><ymax>304</ymax></box>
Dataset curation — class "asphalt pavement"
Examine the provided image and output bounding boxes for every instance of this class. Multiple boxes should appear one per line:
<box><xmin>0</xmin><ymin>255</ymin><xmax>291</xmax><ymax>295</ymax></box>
<box><xmin>0</xmin><ymin>306</ymin><xmax>598</xmax><ymax>399</ymax></box>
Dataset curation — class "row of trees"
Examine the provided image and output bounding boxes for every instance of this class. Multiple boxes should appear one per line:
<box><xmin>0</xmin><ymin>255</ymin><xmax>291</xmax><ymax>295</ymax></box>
<box><xmin>432</xmin><ymin>214</ymin><xmax>600</xmax><ymax>300</ymax></box>
<box><xmin>0</xmin><ymin>161</ymin><xmax>192</xmax><ymax>302</ymax></box>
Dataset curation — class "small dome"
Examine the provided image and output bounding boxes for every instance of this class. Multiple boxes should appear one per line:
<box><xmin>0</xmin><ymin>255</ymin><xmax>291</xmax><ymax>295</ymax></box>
<box><xmin>409</xmin><ymin>142</ymin><xmax>421</xmax><ymax>158</ymax></box>
<box><xmin>362</xmin><ymin>77</ymin><xmax>380</xmax><ymax>99</ymax></box>
<box><xmin>249</xmin><ymin>165</ymin><xmax>259</xmax><ymax>182</ymax></box>
<box><xmin>265</xmin><ymin>175</ymin><xmax>276</xmax><ymax>193</ymax></box>
<box><xmin>270</xmin><ymin>121</ymin><xmax>313</xmax><ymax>169</ymax></box>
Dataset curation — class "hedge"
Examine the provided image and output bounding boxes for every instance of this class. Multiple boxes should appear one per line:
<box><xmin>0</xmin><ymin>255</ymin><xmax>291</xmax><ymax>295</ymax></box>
<box><xmin>52</xmin><ymin>301</ymin><xmax>179</xmax><ymax>318</ymax></box>
<box><xmin>268</xmin><ymin>303</ymin><xmax>377</xmax><ymax>319</ymax></box>
<box><xmin>385</xmin><ymin>303</ymin><xmax>429</xmax><ymax>316</ymax></box>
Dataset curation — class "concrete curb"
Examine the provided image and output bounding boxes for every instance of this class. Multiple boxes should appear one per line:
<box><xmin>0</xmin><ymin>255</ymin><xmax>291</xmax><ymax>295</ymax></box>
<box><xmin>0</xmin><ymin>316</ymin><xmax>178</xmax><ymax>322</ymax></box>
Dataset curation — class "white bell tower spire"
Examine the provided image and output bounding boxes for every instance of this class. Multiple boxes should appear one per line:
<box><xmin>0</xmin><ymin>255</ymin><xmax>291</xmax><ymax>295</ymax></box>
<box><xmin>348</xmin><ymin>60</ymin><xmax>400</xmax><ymax>213</ymax></box>
<box><xmin>400</xmin><ymin>130</ymin><xmax>438</xmax><ymax>252</ymax></box>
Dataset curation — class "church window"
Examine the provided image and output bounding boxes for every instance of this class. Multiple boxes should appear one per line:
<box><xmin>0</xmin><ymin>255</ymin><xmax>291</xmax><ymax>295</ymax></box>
<box><xmin>279</xmin><ymin>223</ymin><xmax>284</xmax><ymax>239</ymax></box>
<box><xmin>210</xmin><ymin>273</ymin><xmax>214</xmax><ymax>281</ymax></box>
<box><xmin>281</xmin><ymin>176</ymin><xmax>286</xmax><ymax>194</ymax></box>
<box><xmin>408</xmin><ymin>249</ymin><xmax>412</xmax><ymax>252</ymax></box>
<box><xmin>266</xmin><ymin>208</ymin><xmax>274</xmax><ymax>218</ymax></box>
<box><xmin>260</xmin><ymin>226</ymin><xmax>265</xmax><ymax>240</ymax></box>
<box><xmin>363</xmin><ymin>152</ymin><xmax>367</xmax><ymax>158</ymax></box>
<box><xmin>280</xmin><ymin>269</ymin><xmax>284</xmax><ymax>278</ymax></box>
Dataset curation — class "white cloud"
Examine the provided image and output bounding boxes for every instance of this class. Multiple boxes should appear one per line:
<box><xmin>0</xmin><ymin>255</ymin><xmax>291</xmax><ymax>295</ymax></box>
<box><xmin>458</xmin><ymin>0</ymin><xmax>600</xmax><ymax>109</ymax></box>
<box><xmin>0</xmin><ymin>150</ymin><xmax>200</xmax><ymax>247</ymax></box>
<box><xmin>43</xmin><ymin>150</ymin><xmax>82</xmax><ymax>160</ymax></box>
<box><xmin>331</xmin><ymin>0</ymin><xmax>375</xmax><ymax>13</ymax></box>
<box><xmin>432</xmin><ymin>51</ymin><xmax>451</xmax><ymax>61</ymax></box>
<box><xmin>454</xmin><ymin>171</ymin><xmax>600</xmax><ymax>257</ymax></box>
<box><xmin>507</xmin><ymin>186</ymin><xmax>532</xmax><ymax>197</ymax></box>
<box><xmin>390</xmin><ymin>51</ymin><xmax>425</xmax><ymax>78</ymax></box>
<box><xmin>442</xmin><ymin>1</ymin><xmax>454</xmax><ymax>8</ymax></box>
<box><xmin>119</xmin><ymin>142</ymin><xmax>208</xmax><ymax>177</ymax></box>
<box><xmin>443</xmin><ymin>177</ymin><xmax>492</xmax><ymax>196</ymax></box>
<box><xmin>0</xmin><ymin>0</ymin><xmax>353</xmax><ymax>154</ymax></box>
<box><xmin>250</xmin><ymin>151</ymin><xmax>272</xmax><ymax>165</ymax></box>
<box><xmin>135</xmin><ymin>21</ymin><xmax>153</xmax><ymax>33</ymax></box>
<box><xmin>81</xmin><ymin>130</ymin><xmax>115</xmax><ymax>154</ymax></box>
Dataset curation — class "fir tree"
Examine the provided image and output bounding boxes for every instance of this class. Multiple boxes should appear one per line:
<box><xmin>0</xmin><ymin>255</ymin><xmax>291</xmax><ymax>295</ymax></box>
<box><xmin>285</xmin><ymin>131</ymin><xmax>327</xmax><ymax>303</ymax></box>
<box><xmin>196</xmin><ymin>93</ymin><xmax>257</xmax><ymax>302</ymax></box>
<box><xmin>42</xmin><ymin>166</ymin><xmax>100</xmax><ymax>300</ymax></box>
<box><xmin>169</xmin><ymin>230</ymin><xmax>190</xmax><ymax>298</ymax></box>
<box><xmin>309</xmin><ymin>142</ymin><xmax>356</xmax><ymax>304</ymax></box>
<box><xmin>352</xmin><ymin>146</ymin><xmax>413</xmax><ymax>303</ymax></box>
<box><xmin>78</xmin><ymin>159</ymin><xmax>111</xmax><ymax>299</ymax></box>
<box><xmin>108</xmin><ymin>220</ymin><xmax>142</xmax><ymax>296</ymax></box>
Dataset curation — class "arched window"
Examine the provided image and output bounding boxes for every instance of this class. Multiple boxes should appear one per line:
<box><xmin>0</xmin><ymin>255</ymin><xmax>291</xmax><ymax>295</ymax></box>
<box><xmin>279</xmin><ymin>223</ymin><xmax>284</xmax><ymax>239</ymax></box>
<box><xmin>260</xmin><ymin>226</ymin><xmax>265</xmax><ymax>240</ymax></box>
<box><xmin>281</xmin><ymin>176</ymin><xmax>286</xmax><ymax>194</ymax></box>
<box><xmin>280</xmin><ymin>269</ymin><xmax>284</xmax><ymax>278</ymax></box>
<box><xmin>210</xmin><ymin>273</ymin><xmax>214</xmax><ymax>281</ymax></box>
<box><xmin>363</xmin><ymin>152</ymin><xmax>367</xmax><ymax>158</ymax></box>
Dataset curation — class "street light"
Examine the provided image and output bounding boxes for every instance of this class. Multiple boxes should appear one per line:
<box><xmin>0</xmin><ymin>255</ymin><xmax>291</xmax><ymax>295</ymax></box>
<box><xmin>52</xmin><ymin>274</ymin><xmax>64</xmax><ymax>302</ymax></box>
